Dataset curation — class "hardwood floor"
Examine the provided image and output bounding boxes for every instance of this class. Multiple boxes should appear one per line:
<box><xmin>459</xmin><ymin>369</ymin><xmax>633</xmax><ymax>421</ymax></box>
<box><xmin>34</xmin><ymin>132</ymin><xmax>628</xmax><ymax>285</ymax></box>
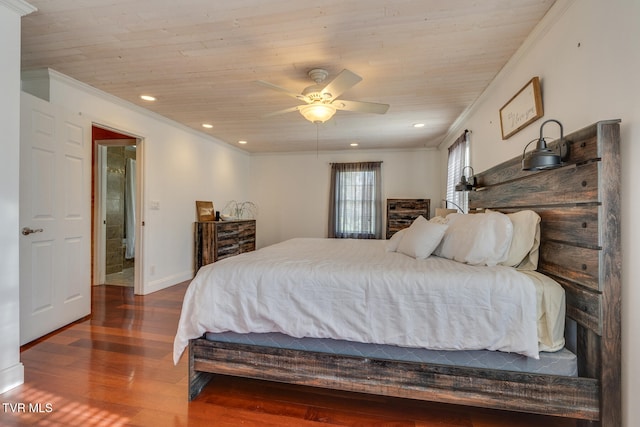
<box><xmin>2</xmin><ymin>282</ymin><xmax>577</xmax><ymax>426</ymax></box>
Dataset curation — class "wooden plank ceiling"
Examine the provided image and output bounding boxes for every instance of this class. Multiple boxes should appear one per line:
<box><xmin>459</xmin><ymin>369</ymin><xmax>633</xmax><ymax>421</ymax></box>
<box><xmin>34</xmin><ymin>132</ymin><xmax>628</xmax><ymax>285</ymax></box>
<box><xmin>20</xmin><ymin>0</ymin><xmax>556</xmax><ymax>153</ymax></box>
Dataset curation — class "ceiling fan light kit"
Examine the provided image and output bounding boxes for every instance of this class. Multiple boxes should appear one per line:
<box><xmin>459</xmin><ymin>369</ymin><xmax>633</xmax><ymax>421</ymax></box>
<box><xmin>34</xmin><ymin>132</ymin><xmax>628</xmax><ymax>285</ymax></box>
<box><xmin>299</xmin><ymin>103</ymin><xmax>336</xmax><ymax>123</ymax></box>
<box><xmin>256</xmin><ymin>68</ymin><xmax>389</xmax><ymax>124</ymax></box>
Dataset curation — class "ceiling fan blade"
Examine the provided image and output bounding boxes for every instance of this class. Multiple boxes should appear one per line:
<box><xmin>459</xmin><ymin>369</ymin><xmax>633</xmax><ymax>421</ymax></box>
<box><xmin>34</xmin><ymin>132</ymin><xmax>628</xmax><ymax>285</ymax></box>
<box><xmin>333</xmin><ymin>99</ymin><xmax>389</xmax><ymax>114</ymax></box>
<box><xmin>255</xmin><ymin>80</ymin><xmax>306</xmax><ymax>101</ymax></box>
<box><xmin>320</xmin><ymin>69</ymin><xmax>362</xmax><ymax>101</ymax></box>
<box><xmin>263</xmin><ymin>105</ymin><xmax>302</xmax><ymax>118</ymax></box>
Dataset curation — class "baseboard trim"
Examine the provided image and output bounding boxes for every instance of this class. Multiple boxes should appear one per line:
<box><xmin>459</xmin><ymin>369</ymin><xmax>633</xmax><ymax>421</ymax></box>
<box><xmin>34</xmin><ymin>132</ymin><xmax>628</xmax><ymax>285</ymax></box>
<box><xmin>142</xmin><ymin>271</ymin><xmax>192</xmax><ymax>295</ymax></box>
<box><xmin>0</xmin><ymin>362</ymin><xmax>24</xmax><ymax>394</ymax></box>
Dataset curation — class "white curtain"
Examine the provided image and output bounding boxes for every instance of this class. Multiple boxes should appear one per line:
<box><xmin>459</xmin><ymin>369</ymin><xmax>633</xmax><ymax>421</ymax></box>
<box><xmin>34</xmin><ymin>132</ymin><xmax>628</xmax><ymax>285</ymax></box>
<box><xmin>125</xmin><ymin>158</ymin><xmax>136</xmax><ymax>259</ymax></box>
<box><xmin>446</xmin><ymin>131</ymin><xmax>470</xmax><ymax>213</ymax></box>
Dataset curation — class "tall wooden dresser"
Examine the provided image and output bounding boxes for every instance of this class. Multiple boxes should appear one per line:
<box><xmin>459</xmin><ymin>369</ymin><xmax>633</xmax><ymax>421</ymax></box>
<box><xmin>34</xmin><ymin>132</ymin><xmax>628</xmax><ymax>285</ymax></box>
<box><xmin>194</xmin><ymin>220</ymin><xmax>256</xmax><ymax>272</ymax></box>
<box><xmin>386</xmin><ymin>199</ymin><xmax>430</xmax><ymax>238</ymax></box>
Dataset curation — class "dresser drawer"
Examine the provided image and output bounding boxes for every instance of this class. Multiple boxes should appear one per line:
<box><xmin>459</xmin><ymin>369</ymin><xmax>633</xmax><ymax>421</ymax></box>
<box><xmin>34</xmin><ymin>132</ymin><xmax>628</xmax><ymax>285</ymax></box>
<box><xmin>194</xmin><ymin>220</ymin><xmax>256</xmax><ymax>271</ymax></box>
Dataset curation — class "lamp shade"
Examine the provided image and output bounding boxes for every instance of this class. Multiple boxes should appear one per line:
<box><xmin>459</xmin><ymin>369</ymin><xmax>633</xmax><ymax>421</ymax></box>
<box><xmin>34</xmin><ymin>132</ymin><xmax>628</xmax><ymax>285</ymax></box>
<box><xmin>454</xmin><ymin>166</ymin><xmax>475</xmax><ymax>191</ymax></box>
<box><xmin>522</xmin><ymin>140</ymin><xmax>562</xmax><ymax>170</ymax></box>
<box><xmin>521</xmin><ymin>119</ymin><xmax>567</xmax><ymax>171</ymax></box>
<box><xmin>299</xmin><ymin>103</ymin><xmax>336</xmax><ymax>123</ymax></box>
<box><xmin>455</xmin><ymin>176</ymin><xmax>474</xmax><ymax>191</ymax></box>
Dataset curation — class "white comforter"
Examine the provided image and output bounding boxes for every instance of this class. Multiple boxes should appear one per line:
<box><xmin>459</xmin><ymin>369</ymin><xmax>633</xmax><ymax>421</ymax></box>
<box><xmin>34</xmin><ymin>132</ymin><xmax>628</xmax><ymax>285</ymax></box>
<box><xmin>173</xmin><ymin>238</ymin><xmax>565</xmax><ymax>363</ymax></box>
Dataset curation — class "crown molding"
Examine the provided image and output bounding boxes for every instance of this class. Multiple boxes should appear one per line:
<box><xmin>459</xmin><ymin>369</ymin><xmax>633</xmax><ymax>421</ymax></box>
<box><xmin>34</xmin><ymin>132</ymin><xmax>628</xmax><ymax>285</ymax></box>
<box><xmin>250</xmin><ymin>145</ymin><xmax>437</xmax><ymax>158</ymax></box>
<box><xmin>0</xmin><ymin>0</ymin><xmax>36</xmax><ymax>16</ymax></box>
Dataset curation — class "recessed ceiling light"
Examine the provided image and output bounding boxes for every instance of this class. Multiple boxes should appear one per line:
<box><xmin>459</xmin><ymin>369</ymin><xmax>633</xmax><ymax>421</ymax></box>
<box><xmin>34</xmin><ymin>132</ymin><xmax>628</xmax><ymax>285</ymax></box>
<box><xmin>413</xmin><ymin>123</ymin><xmax>425</xmax><ymax>128</ymax></box>
<box><xmin>238</xmin><ymin>140</ymin><xmax>247</xmax><ymax>145</ymax></box>
<box><xmin>202</xmin><ymin>123</ymin><xmax>213</xmax><ymax>129</ymax></box>
<box><xmin>140</xmin><ymin>95</ymin><xmax>156</xmax><ymax>101</ymax></box>
<box><xmin>350</xmin><ymin>143</ymin><xmax>359</xmax><ymax>147</ymax></box>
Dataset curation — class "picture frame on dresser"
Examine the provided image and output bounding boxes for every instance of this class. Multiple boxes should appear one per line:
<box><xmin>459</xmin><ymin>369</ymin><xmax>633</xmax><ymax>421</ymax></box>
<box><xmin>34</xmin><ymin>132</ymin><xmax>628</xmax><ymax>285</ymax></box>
<box><xmin>195</xmin><ymin>200</ymin><xmax>215</xmax><ymax>222</ymax></box>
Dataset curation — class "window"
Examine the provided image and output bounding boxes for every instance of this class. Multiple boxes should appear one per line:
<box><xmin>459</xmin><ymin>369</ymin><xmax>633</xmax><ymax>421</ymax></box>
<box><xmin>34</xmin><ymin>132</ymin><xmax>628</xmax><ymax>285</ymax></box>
<box><xmin>445</xmin><ymin>131</ymin><xmax>470</xmax><ymax>213</ymax></box>
<box><xmin>328</xmin><ymin>162</ymin><xmax>382</xmax><ymax>239</ymax></box>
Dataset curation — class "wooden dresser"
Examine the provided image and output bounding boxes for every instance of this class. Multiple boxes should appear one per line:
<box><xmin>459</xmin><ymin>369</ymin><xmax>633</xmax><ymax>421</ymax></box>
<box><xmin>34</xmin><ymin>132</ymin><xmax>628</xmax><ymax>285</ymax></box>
<box><xmin>194</xmin><ymin>220</ymin><xmax>256</xmax><ymax>272</ymax></box>
<box><xmin>386</xmin><ymin>199</ymin><xmax>430</xmax><ymax>238</ymax></box>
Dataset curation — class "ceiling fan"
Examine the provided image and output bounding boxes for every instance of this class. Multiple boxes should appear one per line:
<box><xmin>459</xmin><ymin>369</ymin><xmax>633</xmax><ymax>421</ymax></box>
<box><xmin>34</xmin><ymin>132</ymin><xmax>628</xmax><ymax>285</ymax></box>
<box><xmin>256</xmin><ymin>68</ymin><xmax>390</xmax><ymax>123</ymax></box>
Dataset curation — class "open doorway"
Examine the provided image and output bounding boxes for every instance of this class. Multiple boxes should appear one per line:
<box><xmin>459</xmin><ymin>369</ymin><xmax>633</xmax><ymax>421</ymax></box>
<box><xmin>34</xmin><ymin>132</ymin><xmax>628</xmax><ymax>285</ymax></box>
<box><xmin>92</xmin><ymin>125</ymin><xmax>143</xmax><ymax>293</ymax></box>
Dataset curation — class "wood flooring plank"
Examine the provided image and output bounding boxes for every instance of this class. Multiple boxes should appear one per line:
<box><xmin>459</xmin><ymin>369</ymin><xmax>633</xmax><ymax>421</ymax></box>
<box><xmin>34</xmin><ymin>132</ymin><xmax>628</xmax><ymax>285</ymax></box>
<box><xmin>69</xmin><ymin>338</ymin><xmax>169</xmax><ymax>359</ymax></box>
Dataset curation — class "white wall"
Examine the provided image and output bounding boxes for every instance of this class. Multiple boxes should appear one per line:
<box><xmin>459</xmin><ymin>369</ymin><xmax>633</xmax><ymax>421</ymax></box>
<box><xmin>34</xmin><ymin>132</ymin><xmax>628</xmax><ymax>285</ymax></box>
<box><xmin>27</xmin><ymin>70</ymin><xmax>252</xmax><ymax>294</ymax></box>
<box><xmin>438</xmin><ymin>1</ymin><xmax>639</xmax><ymax>425</ymax></box>
<box><xmin>0</xmin><ymin>0</ymin><xmax>35</xmax><ymax>394</ymax></box>
<box><xmin>249</xmin><ymin>148</ymin><xmax>441</xmax><ymax>248</ymax></box>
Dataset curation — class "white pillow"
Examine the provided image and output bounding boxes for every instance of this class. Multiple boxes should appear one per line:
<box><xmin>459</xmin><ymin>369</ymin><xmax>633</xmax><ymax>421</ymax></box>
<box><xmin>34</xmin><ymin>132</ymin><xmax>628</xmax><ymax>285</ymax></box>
<box><xmin>500</xmin><ymin>210</ymin><xmax>541</xmax><ymax>270</ymax></box>
<box><xmin>396</xmin><ymin>216</ymin><xmax>448</xmax><ymax>259</ymax></box>
<box><xmin>433</xmin><ymin>212</ymin><xmax>513</xmax><ymax>266</ymax></box>
<box><xmin>385</xmin><ymin>228</ymin><xmax>407</xmax><ymax>252</ymax></box>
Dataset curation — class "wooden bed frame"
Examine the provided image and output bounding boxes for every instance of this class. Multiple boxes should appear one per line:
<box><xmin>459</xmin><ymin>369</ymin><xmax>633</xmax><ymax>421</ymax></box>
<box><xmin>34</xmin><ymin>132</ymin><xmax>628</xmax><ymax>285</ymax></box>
<box><xmin>187</xmin><ymin>120</ymin><xmax>621</xmax><ymax>426</ymax></box>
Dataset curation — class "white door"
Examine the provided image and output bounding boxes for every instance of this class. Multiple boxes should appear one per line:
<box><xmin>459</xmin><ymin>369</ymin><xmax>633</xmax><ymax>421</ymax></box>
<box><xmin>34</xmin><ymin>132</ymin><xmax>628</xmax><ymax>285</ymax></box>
<box><xmin>19</xmin><ymin>92</ymin><xmax>91</xmax><ymax>345</ymax></box>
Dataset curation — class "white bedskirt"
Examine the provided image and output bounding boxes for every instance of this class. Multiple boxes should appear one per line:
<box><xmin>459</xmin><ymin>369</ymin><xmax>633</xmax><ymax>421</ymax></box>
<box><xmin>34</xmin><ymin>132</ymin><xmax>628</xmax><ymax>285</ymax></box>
<box><xmin>174</xmin><ymin>238</ymin><xmax>565</xmax><ymax>363</ymax></box>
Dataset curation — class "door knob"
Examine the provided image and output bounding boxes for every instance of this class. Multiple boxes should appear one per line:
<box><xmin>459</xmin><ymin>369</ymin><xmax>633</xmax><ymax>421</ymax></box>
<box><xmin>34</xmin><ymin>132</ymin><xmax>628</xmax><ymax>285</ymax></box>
<box><xmin>22</xmin><ymin>227</ymin><xmax>44</xmax><ymax>235</ymax></box>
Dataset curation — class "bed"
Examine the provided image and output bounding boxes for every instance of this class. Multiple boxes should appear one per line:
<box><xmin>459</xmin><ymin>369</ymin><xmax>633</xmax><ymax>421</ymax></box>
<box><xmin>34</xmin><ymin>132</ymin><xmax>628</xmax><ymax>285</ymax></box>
<box><xmin>176</xmin><ymin>120</ymin><xmax>621</xmax><ymax>427</ymax></box>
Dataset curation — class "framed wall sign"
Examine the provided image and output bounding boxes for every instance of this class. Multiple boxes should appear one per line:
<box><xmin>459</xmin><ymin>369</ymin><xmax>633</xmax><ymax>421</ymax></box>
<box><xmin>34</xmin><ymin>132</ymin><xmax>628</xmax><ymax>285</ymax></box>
<box><xmin>499</xmin><ymin>76</ymin><xmax>543</xmax><ymax>139</ymax></box>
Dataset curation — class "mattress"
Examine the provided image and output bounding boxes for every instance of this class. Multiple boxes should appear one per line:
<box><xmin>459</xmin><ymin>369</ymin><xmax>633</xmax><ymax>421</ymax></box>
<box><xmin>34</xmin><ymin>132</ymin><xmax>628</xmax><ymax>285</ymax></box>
<box><xmin>175</xmin><ymin>238</ymin><xmax>566</xmax><ymax>363</ymax></box>
<box><xmin>204</xmin><ymin>331</ymin><xmax>578</xmax><ymax>377</ymax></box>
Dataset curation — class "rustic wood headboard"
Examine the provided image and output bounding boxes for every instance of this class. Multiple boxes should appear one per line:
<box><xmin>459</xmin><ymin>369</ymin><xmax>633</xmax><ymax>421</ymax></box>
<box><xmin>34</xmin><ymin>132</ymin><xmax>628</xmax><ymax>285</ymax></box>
<box><xmin>469</xmin><ymin>119</ymin><xmax>622</xmax><ymax>426</ymax></box>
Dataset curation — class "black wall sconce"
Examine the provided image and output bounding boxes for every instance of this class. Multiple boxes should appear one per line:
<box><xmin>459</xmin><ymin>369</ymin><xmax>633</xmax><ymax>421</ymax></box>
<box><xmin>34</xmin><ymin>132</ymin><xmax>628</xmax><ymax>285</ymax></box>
<box><xmin>522</xmin><ymin>119</ymin><xmax>570</xmax><ymax>171</ymax></box>
<box><xmin>455</xmin><ymin>166</ymin><xmax>476</xmax><ymax>191</ymax></box>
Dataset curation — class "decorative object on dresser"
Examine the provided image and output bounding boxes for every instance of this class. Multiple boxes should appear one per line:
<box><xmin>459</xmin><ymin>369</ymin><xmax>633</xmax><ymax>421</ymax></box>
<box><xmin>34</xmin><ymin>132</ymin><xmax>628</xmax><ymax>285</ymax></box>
<box><xmin>194</xmin><ymin>220</ymin><xmax>256</xmax><ymax>272</ymax></box>
<box><xmin>223</xmin><ymin>200</ymin><xmax>258</xmax><ymax>220</ymax></box>
<box><xmin>195</xmin><ymin>200</ymin><xmax>215</xmax><ymax>222</ymax></box>
<box><xmin>385</xmin><ymin>198</ymin><xmax>430</xmax><ymax>239</ymax></box>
